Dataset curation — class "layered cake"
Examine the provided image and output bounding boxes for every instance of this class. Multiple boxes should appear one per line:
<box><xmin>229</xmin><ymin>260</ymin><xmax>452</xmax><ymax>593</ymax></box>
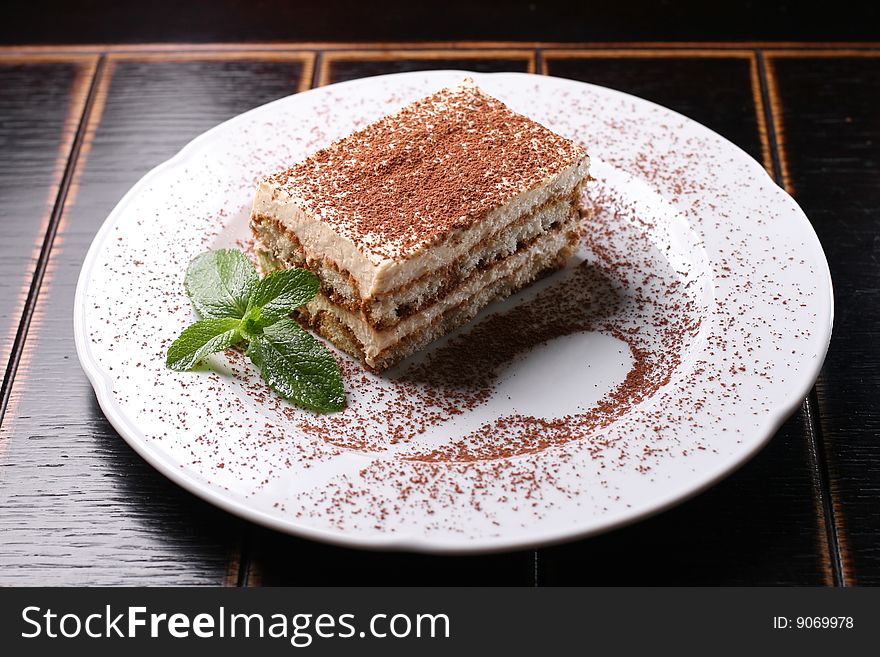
<box><xmin>250</xmin><ymin>78</ymin><xmax>590</xmax><ymax>371</ymax></box>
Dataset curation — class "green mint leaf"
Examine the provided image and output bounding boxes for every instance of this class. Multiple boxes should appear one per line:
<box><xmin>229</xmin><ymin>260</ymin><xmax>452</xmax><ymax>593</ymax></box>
<box><xmin>184</xmin><ymin>249</ymin><xmax>258</xmax><ymax>319</ymax></box>
<box><xmin>171</xmin><ymin>249</ymin><xmax>346</xmax><ymax>412</ymax></box>
<box><xmin>247</xmin><ymin>267</ymin><xmax>320</xmax><ymax>325</ymax></box>
<box><xmin>167</xmin><ymin>317</ymin><xmax>242</xmax><ymax>371</ymax></box>
<box><xmin>245</xmin><ymin>318</ymin><xmax>345</xmax><ymax>413</ymax></box>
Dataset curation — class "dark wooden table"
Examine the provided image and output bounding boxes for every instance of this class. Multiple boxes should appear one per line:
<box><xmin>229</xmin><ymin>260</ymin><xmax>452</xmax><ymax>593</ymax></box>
<box><xmin>0</xmin><ymin>42</ymin><xmax>877</xmax><ymax>586</ymax></box>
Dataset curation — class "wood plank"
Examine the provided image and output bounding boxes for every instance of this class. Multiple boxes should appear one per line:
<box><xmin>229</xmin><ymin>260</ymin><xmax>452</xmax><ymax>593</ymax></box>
<box><xmin>245</xmin><ymin>530</ymin><xmax>535</xmax><ymax>586</ymax></box>
<box><xmin>544</xmin><ymin>52</ymin><xmax>768</xmax><ymax>168</ymax></box>
<box><xmin>0</xmin><ymin>54</ymin><xmax>313</xmax><ymax>585</ymax></box>
<box><xmin>0</xmin><ymin>57</ymin><xmax>94</xmax><ymax>380</ymax></box>
<box><xmin>535</xmin><ymin>53</ymin><xmax>828</xmax><ymax>584</ymax></box>
<box><xmin>0</xmin><ymin>48</ymin><xmax>848</xmax><ymax>585</ymax></box>
<box><xmin>767</xmin><ymin>54</ymin><xmax>880</xmax><ymax>585</ymax></box>
<box><xmin>319</xmin><ymin>49</ymin><xmax>534</xmax><ymax>86</ymax></box>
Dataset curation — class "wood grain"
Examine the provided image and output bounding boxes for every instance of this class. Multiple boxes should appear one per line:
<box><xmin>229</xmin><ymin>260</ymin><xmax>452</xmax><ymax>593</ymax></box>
<box><xmin>0</xmin><ymin>58</ymin><xmax>93</xmax><ymax>384</ymax></box>
<box><xmin>0</xmin><ymin>45</ymin><xmax>869</xmax><ymax>586</ymax></box>
<box><xmin>767</xmin><ymin>54</ymin><xmax>880</xmax><ymax>585</ymax></box>
<box><xmin>319</xmin><ymin>50</ymin><xmax>534</xmax><ymax>86</ymax></box>
<box><xmin>535</xmin><ymin>54</ymin><xmax>829</xmax><ymax>584</ymax></box>
<box><xmin>0</xmin><ymin>55</ymin><xmax>311</xmax><ymax>584</ymax></box>
<box><xmin>544</xmin><ymin>54</ymin><xmax>767</xmax><ymax>167</ymax></box>
<box><xmin>244</xmin><ymin>530</ymin><xmax>535</xmax><ymax>586</ymax></box>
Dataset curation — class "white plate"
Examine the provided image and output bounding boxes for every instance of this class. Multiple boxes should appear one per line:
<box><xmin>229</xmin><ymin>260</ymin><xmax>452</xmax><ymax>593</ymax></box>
<box><xmin>75</xmin><ymin>71</ymin><xmax>833</xmax><ymax>553</ymax></box>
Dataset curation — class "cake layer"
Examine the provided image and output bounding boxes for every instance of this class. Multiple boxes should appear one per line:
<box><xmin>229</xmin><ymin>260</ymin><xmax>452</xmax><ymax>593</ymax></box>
<box><xmin>299</xmin><ymin>224</ymin><xmax>576</xmax><ymax>371</ymax></box>
<box><xmin>251</xmin><ymin>155</ymin><xmax>588</xmax><ymax>298</ymax></box>
<box><xmin>253</xmin><ymin>189</ymin><xmax>582</xmax><ymax>329</ymax></box>
<box><xmin>297</xmin><ymin>212</ymin><xmax>579</xmax><ymax>370</ymax></box>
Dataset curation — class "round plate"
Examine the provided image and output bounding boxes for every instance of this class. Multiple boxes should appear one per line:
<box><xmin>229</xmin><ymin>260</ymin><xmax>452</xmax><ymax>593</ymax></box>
<box><xmin>75</xmin><ymin>71</ymin><xmax>833</xmax><ymax>553</ymax></box>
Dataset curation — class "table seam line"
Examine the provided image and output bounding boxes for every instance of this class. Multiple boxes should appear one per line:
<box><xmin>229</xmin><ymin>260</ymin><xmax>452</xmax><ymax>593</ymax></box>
<box><xmin>756</xmin><ymin>48</ymin><xmax>845</xmax><ymax>587</ymax></box>
<box><xmin>0</xmin><ymin>55</ymin><xmax>106</xmax><ymax>431</ymax></box>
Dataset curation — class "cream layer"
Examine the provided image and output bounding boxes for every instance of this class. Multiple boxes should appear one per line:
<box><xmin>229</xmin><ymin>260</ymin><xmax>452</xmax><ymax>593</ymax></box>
<box><xmin>301</xmin><ymin>214</ymin><xmax>578</xmax><ymax>360</ymax></box>
<box><xmin>251</xmin><ymin>156</ymin><xmax>589</xmax><ymax>298</ymax></box>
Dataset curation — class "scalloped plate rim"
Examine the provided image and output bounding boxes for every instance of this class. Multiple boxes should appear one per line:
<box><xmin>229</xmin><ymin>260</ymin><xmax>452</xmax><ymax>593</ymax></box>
<box><xmin>73</xmin><ymin>70</ymin><xmax>833</xmax><ymax>553</ymax></box>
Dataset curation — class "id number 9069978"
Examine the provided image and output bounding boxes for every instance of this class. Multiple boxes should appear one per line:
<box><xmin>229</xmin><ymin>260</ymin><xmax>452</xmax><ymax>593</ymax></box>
<box><xmin>773</xmin><ymin>617</ymin><xmax>854</xmax><ymax>629</ymax></box>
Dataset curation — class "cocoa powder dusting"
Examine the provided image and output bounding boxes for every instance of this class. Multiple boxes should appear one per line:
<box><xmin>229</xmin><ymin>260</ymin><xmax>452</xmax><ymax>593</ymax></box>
<box><xmin>268</xmin><ymin>79</ymin><xmax>586</xmax><ymax>260</ymax></box>
<box><xmin>293</xmin><ymin>181</ymin><xmax>703</xmax><ymax>463</ymax></box>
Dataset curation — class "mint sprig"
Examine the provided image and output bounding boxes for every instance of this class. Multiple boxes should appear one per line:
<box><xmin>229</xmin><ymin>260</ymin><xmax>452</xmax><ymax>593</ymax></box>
<box><xmin>167</xmin><ymin>249</ymin><xmax>345</xmax><ymax>413</ymax></box>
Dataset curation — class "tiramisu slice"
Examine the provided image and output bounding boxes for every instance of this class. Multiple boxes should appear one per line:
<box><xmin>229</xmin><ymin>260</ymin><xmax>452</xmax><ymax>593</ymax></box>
<box><xmin>251</xmin><ymin>78</ymin><xmax>590</xmax><ymax>371</ymax></box>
